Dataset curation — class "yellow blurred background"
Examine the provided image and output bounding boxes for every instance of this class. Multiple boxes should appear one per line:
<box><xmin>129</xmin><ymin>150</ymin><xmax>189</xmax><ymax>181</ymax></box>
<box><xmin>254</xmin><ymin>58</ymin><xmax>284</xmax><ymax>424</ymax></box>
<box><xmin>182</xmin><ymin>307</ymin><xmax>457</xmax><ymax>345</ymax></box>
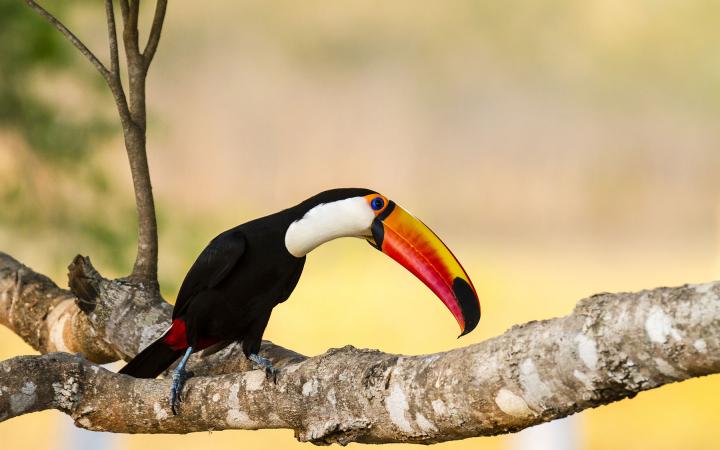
<box><xmin>1</xmin><ymin>1</ymin><xmax>719</xmax><ymax>449</ymax></box>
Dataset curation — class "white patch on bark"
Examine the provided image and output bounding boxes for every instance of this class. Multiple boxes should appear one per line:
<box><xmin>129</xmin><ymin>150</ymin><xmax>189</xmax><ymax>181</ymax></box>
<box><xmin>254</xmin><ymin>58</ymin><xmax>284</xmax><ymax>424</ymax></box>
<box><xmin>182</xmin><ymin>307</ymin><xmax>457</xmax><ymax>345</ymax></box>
<box><xmin>654</xmin><ymin>358</ymin><xmax>682</xmax><ymax>378</ymax></box>
<box><xmin>226</xmin><ymin>409</ymin><xmax>254</xmax><ymax>427</ymax></box>
<box><xmin>302</xmin><ymin>378</ymin><xmax>319</xmax><ymax>397</ymax></box>
<box><xmin>212</xmin><ymin>393</ymin><xmax>220</xmax><ymax>402</ymax></box>
<box><xmin>693</xmin><ymin>282</ymin><xmax>715</xmax><ymax>295</ymax></box>
<box><xmin>243</xmin><ymin>371</ymin><xmax>265</xmax><ymax>391</ymax></box>
<box><xmin>431</xmin><ymin>399</ymin><xmax>447</xmax><ymax>416</ymax></box>
<box><xmin>694</xmin><ymin>339</ymin><xmax>707</xmax><ymax>353</ymax></box>
<box><xmin>645</xmin><ymin>306</ymin><xmax>682</xmax><ymax>344</ymax></box>
<box><xmin>494</xmin><ymin>388</ymin><xmax>533</xmax><ymax>418</ymax></box>
<box><xmin>153</xmin><ymin>402</ymin><xmax>168</xmax><ymax>421</ymax></box>
<box><xmin>415</xmin><ymin>413</ymin><xmax>438</xmax><ymax>433</ymax></box>
<box><xmin>76</xmin><ymin>417</ymin><xmax>92</xmax><ymax>428</ymax></box>
<box><xmin>228</xmin><ymin>382</ymin><xmax>240</xmax><ymax>408</ymax></box>
<box><xmin>52</xmin><ymin>377</ymin><xmax>79</xmax><ymax>410</ymax></box>
<box><xmin>326</xmin><ymin>388</ymin><xmax>337</xmax><ymax>406</ymax></box>
<box><xmin>575</xmin><ymin>334</ymin><xmax>598</xmax><ymax>370</ymax></box>
<box><xmin>46</xmin><ymin>300</ymin><xmax>74</xmax><ymax>352</ymax></box>
<box><xmin>573</xmin><ymin>370</ymin><xmax>594</xmax><ymax>389</ymax></box>
<box><xmin>385</xmin><ymin>383</ymin><xmax>413</xmax><ymax>433</ymax></box>
<box><xmin>10</xmin><ymin>381</ymin><xmax>37</xmax><ymax>414</ymax></box>
<box><xmin>283</xmin><ymin>364</ymin><xmax>301</xmax><ymax>374</ymax></box>
<box><xmin>424</xmin><ymin>355</ymin><xmax>441</xmax><ymax>364</ymax></box>
<box><xmin>519</xmin><ymin>358</ymin><xmax>551</xmax><ymax>407</ymax></box>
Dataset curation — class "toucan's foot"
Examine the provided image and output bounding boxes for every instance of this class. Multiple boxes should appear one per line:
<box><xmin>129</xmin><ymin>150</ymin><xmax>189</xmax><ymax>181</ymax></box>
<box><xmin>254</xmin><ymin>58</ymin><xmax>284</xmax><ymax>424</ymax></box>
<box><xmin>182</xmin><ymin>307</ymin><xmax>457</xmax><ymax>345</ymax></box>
<box><xmin>249</xmin><ymin>353</ymin><xmax>278</xmax><ymax>383</ymax></box>
<box><xmin>169</xmin><ymin>367</ymin><xmax>193</xmax><ymax>415</ymax></box>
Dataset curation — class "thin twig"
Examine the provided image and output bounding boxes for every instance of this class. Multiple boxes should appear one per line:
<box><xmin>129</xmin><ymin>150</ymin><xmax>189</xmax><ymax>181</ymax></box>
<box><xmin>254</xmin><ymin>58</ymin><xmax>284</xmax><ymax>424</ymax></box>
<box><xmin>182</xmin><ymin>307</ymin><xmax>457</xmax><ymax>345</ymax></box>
<box><xmin>105</xmin><ymin>0</ymin><xmax>120</xmax><ymax>77</ymax></box>
<box><xmin>103</xmin><ymin>0</ymin><xmax>132</xmax><ymax>127</ymax></box>
<box><xmin>24</xmin><ymin>0</ymin><xmax>111</xmax><ymax>82</ymax></box>
<box><xmin>144</xmin><ymin>0</ymin><xmax>168</xmax><ymax>68</ymax></box>
<box><xmin>118</xmin><ymin>0</ymin><xmax>129</xmax><ymax>22</ymax></box>
<box><xmin>123</xmin><ymin>0</ymin><xmax>141</xmax><ymax>59</ymax></box>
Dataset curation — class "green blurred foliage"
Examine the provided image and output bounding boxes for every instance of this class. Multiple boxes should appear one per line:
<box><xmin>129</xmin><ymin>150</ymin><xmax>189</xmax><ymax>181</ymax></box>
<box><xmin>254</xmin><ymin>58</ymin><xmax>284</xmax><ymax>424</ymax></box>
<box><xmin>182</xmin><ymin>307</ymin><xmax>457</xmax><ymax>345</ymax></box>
<box><xmin>0</xmin><ymin>1</ymin><xmax>110</xmax><ymax>162</ymax></box>
<box><xmin>0</xmin><ymin>2</ymin><xmax>132</xmax><ymax>275</ymax></box>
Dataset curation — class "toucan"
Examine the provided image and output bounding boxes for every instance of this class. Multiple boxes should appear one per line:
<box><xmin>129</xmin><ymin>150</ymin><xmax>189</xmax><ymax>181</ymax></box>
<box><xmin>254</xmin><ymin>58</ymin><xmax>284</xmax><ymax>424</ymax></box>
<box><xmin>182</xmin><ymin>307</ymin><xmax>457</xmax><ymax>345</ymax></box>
<box><xmin>119</xmin><ymin>188</ymin><xmax>480</xmax><ymax>413</ymax></box>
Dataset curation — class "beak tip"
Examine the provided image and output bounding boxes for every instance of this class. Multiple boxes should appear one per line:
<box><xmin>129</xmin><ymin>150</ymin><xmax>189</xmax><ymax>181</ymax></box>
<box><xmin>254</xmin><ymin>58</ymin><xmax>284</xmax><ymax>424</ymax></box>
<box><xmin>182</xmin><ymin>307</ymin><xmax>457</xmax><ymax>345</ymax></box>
<box><xmin>457</xmin><ymin>321</ymin><xmax>478</xmax><ymax>338</ymax></box>
<box><xmin>452</xmin><ymin>277</ymin><xmax>481</xmax><ymax>337</ymax></box>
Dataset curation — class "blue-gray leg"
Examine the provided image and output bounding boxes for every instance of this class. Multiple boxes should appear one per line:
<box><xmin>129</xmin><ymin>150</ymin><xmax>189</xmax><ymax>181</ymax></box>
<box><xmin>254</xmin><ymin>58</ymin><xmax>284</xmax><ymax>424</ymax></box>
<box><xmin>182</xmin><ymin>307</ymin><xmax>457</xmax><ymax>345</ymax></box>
<box><xmin>248</xmin><ymin>353</ymin><xmax>278</xmax><ymax>382</ymax></box>
<box><xmin>170</xmin><ymin>347</ymin><xmax>193</xmax><ymax>415</ymax></box>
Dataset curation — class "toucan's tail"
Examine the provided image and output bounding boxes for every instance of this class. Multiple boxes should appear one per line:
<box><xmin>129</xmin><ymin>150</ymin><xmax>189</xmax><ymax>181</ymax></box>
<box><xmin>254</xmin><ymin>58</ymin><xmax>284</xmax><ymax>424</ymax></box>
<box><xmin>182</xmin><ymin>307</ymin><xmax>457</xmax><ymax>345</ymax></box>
<box><xmin>119</xmin><ymin>338</ymin><xmax>183</xmax><ymax>379</ymax></box>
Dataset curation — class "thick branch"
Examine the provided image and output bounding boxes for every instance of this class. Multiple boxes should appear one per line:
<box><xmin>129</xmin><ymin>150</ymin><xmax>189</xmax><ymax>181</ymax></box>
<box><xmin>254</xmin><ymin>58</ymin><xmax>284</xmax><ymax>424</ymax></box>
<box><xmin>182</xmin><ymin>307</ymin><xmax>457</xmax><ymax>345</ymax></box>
<box><xmin>1</xmin><ymin>282</ymin><xmax>719</xmax><ymax>444</ymax></box>
<box><xmin>0</xmin><ymin>254</ymin><xmax>118</xmax><ymax>362</ymax></box>
<box><xmin>0</xmin><ymin>253</ymin><xmax>291</xmax><ymax>373</ymax></box>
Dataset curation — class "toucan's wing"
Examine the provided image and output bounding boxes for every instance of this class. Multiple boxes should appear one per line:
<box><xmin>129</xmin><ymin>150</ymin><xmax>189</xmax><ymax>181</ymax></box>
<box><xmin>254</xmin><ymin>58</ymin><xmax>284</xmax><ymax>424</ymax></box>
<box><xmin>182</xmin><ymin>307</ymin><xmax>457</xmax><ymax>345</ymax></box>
<box><xmin>172</xmin><ymin>228</ymin><xmax>246</xmax><ymax>319</ymax></box>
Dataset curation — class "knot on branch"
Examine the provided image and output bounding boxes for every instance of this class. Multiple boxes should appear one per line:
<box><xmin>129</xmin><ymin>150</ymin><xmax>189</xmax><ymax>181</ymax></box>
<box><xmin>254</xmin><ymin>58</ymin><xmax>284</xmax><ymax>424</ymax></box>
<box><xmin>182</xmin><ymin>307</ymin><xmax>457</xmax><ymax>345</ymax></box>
<box><xmin>68</xmin><ymin>255</ymin><xmax>100</xmax><ymax>313</ymax></box>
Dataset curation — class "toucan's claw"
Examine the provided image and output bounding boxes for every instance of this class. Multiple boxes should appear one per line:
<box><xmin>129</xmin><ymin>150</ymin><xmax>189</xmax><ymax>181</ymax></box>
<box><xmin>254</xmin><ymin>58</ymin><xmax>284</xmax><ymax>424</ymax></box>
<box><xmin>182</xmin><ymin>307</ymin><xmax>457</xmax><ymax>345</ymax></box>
<box><xmin>248</xmin><ymin>353</ymin><xmax>278</xmax><ymax>383</ymax></box>
<box><xmin>169</xmin><ymin>346</ymin><xmax>194</xmax><ymax>415</ymax></box>
<box><xmin>169</xmin><ymin>368</ymin><xmax>193</xmax><ymax>415</ymax></box>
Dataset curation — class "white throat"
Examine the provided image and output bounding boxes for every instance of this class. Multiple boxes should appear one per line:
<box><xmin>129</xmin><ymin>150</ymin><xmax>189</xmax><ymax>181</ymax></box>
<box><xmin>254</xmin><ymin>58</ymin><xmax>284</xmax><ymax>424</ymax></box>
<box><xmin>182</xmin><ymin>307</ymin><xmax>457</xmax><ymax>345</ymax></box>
<box><xmin>285</xmin><ymin>197</ymin><xmax>374</xmax><ymax>257</ymax></box>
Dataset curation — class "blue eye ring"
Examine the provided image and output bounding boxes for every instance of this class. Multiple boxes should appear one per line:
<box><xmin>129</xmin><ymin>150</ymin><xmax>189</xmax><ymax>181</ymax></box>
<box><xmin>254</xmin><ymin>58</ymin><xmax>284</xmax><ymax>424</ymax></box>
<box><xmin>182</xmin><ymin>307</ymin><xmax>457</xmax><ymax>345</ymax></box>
<box><xmin>371</xmin><ymin>197</ymin><xmax>385</xmax><ymax>211</ymax></box>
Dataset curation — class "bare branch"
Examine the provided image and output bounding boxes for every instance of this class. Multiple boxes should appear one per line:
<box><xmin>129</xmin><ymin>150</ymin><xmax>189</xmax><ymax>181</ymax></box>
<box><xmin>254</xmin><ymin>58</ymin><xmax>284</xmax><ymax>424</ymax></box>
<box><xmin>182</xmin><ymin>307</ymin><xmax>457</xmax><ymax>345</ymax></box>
<box><xmin>118</xmin><ymin>0</ymin><xmax>129</xmax><ymax>22</ymax></box>
<box><xmin>0</xmin><ymin>253</ymin><xmax>290</xmax><ymax>373</ymax></box>
<box><xmin>122</xmin><ymin>0</ymin><xmax>141</xmax><ymax>60</ymax></box>
<box><xmin>143</xmin><ymin>0</ymin><xmax>168</xmax><ymax>68</ymax></box>
<box><xmin>105</xmin><ymin>0</ymin><xmax>120</xmax><ymax>77</ymax></box>
<box><xmin>1</xmin><ymin>281</ymin><xmax>719</xmax><ymax>443</ymax></box>
<box><xmin>24</xmin><ymin>0</ymin><xmax>111</xmax><ymax>81</ymax></box>
<box><xmin>23</xmin><ymin>0</ymin><xmax>157</xmax><ymax>284</ymax></box>
<box><xmin>103</xmin><ymin>0</ymin><xmax>132</xmax><ymax>129</ymax></box>
<box><xmin>111</xmin><ymin>0</ymin><xmax>160</xmax><ymax>285</ymax></box>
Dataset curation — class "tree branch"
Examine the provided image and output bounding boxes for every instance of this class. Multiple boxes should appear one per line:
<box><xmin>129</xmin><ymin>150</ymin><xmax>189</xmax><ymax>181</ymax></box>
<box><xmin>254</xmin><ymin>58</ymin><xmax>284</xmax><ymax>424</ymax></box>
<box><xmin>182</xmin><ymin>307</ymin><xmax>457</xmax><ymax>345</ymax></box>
<box><xmin>143</xmin><ymin>0</ymin><xmax>168</xmax><ymax>68</ymax></box>
<box><xmin>115</xmin><ymin>0</ymin><xmax>160</xmax><ymax>286</ymax></box>
<box><xmin>118</xmin><ymin>0</ymin><xmax>129</xmax><ymax>22</ymax></box>
<box><xmin>122</xmin><ymin>0</ymin><xmax>141</xmax><ymax>60</ymax></box>
<box><xmin>103</xmin><ymin>0</ymin><xmax>132</xmax><ymax>130</ymax></box>
<box><xmin>1</xmin><ymin>280</ymin><xmax>719</xmax><ymax>444</ymax></box>
<box><xmin>24</xmin><ymin>0</ymin><xmax>111</xmax><ymax>82</ymax></box>
<box><xmin>0</xmin><ymin>252</ymin><xmax>293</xmax><ymax>374</ymax></box>
<box><xmin>24</xmin><ymin>0</ymin><xmax>163</xmax><ymax>286</ymax></box>
<box><xmin>105</xmin><ymin>0</ymin><xmax>120</xmax><ymax>78</ymax></box>
<box><xmin>0</xmin><ymin>253</ymin><xmax>119</xmax><ymax>362</ymax></box>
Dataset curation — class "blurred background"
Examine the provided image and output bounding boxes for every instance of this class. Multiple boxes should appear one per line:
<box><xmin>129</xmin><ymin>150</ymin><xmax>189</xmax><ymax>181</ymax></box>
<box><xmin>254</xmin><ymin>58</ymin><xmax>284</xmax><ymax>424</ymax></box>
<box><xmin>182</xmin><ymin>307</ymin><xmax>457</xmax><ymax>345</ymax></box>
<box><xmin>1</xmin><ymin>1</ymin><xmax>719</xmax><ymax>449</ymax></box>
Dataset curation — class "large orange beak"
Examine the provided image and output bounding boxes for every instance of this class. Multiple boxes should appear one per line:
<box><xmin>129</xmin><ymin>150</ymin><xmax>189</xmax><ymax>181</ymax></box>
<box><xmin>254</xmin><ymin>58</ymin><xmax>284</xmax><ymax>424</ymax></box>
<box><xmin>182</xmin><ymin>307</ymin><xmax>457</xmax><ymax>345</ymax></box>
<box><xmin>367</xmin><ymin>199</ymin><xmax>480</xmax><ymax>336</ymax></box>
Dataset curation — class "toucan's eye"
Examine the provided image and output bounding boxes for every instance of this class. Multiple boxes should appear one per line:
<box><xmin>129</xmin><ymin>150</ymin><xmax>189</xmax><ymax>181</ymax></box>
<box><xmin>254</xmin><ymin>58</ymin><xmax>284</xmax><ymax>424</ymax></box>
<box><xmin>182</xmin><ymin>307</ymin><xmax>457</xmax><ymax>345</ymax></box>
<box><xmin>371</xmin><ymin>197</ymin><xmax>385</xmax><ymax>211</ymax></box>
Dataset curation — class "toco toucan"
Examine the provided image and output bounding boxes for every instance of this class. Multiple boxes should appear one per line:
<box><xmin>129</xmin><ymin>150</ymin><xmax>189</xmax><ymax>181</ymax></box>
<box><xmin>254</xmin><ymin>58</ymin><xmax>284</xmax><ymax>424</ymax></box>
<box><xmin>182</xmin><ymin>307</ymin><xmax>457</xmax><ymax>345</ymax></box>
<box><xmin>119</xmin><ymin>188</ymin><xmax>480</xmax><ymax>413</ymax></box>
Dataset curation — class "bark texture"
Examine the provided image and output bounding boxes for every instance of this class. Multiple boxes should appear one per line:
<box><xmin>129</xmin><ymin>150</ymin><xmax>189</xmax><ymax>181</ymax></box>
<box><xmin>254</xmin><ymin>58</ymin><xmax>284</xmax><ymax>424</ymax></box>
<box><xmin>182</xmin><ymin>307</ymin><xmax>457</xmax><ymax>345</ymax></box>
<box><xmin>0</xmin><ymin>252</ymin><xmax>718</xmax><ymax>444</ymax></box>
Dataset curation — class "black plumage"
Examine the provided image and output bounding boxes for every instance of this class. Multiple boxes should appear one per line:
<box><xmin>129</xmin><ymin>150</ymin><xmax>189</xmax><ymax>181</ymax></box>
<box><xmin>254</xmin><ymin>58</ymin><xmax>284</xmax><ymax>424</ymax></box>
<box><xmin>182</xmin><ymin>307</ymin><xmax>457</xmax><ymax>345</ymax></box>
<box><xmin>120</xmin><ymin>188</ymin><xmax>373</xmax><ymax>379</ymax></box>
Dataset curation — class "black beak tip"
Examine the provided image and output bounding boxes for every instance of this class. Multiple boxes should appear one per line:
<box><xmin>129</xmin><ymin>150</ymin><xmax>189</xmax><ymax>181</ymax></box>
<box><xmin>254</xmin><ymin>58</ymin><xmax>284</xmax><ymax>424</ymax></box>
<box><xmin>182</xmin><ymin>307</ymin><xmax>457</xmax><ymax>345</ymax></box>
<box><xmin>453</xmin><ymin>277</ymin><xmax>480</xmax><ymax>338</ymax></box>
